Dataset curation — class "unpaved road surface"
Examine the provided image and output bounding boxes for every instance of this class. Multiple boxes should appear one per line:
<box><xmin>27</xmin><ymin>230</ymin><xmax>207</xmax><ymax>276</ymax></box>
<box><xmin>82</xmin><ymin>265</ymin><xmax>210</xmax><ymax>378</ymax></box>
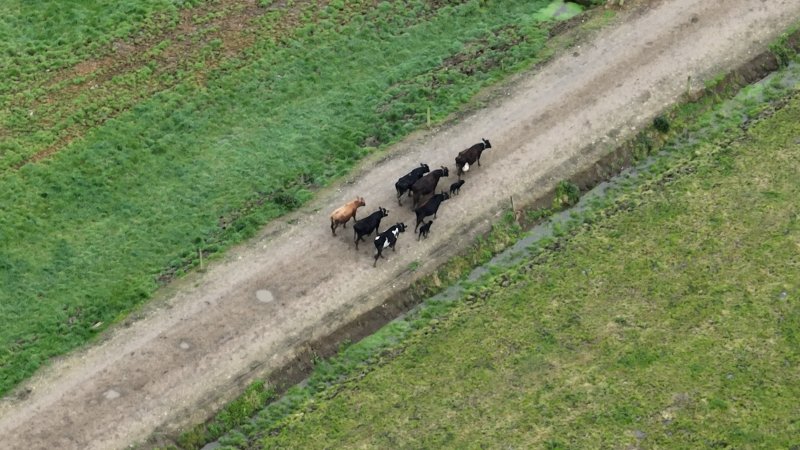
<box><xmin>2</xmin><ymin>1</ymin><xmax>799</xmax><ymax>448</ymax></box>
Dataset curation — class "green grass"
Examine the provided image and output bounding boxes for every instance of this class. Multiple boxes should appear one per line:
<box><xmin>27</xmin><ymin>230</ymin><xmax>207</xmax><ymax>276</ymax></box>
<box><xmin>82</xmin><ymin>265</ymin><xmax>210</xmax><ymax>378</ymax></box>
<box><xmin>0</xmin><ymin>0</ymin><xmax>584</xmax><ymax>397</ymax></box>
<box><xmin>243</xmin><ymin>89</ymin><xmax>800</xmax><ymax>450</ymax></box>
<box><xmin>0</xmin><ymin>0</ymin><xmax>181</xmax><ymax>93</ymax></box>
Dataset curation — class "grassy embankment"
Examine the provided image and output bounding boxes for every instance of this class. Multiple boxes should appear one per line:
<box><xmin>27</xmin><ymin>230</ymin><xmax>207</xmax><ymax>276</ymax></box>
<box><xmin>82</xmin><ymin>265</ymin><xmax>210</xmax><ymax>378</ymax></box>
<box><xmin>0</xmin><ymin>0</ymin><xmax>587</xmax><ymax>397</ymax></box>
<box><xmin>187</xmin><ymin>56</ymin><xmax>800</xmax><ymax>449</ymax></box>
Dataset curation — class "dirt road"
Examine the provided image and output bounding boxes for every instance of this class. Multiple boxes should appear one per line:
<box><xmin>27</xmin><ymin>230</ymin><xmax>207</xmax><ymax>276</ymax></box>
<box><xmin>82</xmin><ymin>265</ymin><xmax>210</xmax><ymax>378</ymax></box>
<box><xmin>1</xmin><ymin>1</ymin><xmax>798</xmax><ymax>448</ymax></box>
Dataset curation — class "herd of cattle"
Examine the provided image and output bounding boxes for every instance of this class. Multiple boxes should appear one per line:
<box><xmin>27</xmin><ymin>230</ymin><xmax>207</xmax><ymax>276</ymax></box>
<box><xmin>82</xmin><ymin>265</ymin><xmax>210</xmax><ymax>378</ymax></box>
<box><xmin>329</xmin><ymin>138</ymin><xmax>492</xmax><ymax>266</ymax></box>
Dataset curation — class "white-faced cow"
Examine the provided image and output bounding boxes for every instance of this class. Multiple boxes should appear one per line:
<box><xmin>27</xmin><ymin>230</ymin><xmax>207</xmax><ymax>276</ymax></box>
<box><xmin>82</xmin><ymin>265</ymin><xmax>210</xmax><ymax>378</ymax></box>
<box><xmin>410</xmin><ymin>166</ymin><xmax>449</xmax><ymax>208</ymax></box>
<box><xmin>455</xmin><ymin>138</ymin><xmax>491</xmax><ymax>179</ymax></box>
<box><xmin>353</xmin><ymin>207</ymin><xmax>389</xmax><ymax>250</ymax></box>
<box><xmin>330</xmin><ymin>196</ymin><xmax>365</xmax><ymax>236</ymax></box>
<box><xmin>373</xmin><ymin>223</ymin><xmax>407</xmax><ymax>267</ymax></box>
<box><xmin>395</xmin><ymin>163</ymin><xmax>430</xmax><ymax>206</ymax></box>
<box><xmin>414</xmin><ymin>191</ymin><xmax>449</xmax><ymax>231</ymax></box>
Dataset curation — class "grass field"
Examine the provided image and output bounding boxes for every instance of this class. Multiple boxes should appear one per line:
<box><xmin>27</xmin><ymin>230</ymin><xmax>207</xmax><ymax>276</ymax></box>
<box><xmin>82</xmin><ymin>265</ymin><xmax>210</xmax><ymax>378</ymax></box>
<box><xmin>194</xmin><ymin>69</ymin><xmax>800</xmax><ymax>448</ymax></box>
<box><xmin>0</xmin><ymin>0</ymin><xmax>179</xmax><ymax>86</ymax></box>
<box><xmin>0</xmin><ymin>0</ymin><xmax>589</xmax><ymax>397</ymax></box>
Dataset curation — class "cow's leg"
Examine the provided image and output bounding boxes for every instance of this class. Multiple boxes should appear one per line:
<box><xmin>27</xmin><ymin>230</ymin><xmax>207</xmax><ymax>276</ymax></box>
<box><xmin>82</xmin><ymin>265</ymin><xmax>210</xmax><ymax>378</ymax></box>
<box><xmin>331</xmin><ymin>220</ymin><xmax>337</xmax><ymax>236</ymax></box>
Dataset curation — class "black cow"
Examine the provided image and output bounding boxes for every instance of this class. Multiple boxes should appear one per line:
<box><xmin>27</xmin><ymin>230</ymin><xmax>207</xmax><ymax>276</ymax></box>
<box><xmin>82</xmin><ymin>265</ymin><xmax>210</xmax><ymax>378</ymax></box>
<box><xmin>410</xmin><ymin>166</ymin><xmax>449</xmax><ymax>208</ymax></box>
<box><xmin>373</xmin><ymin>223</ymin><xmax>407</xmax><ymax>267</ymax></box>
<box><xmin>449</xmin><ymin>179</ymin><xmax>465</xmax><ymax>196</ymax></box>
<box><xmin>395</xmin><ymin>163</ymin><xmax>430</xmax><ymax>206</ymax></box>
<box><xmin>414</xmin><ymin>192</ymin><xmax>449</xmax><ymax>231</ymax></box>
<box><xmin>455</xmin><ymin>138</ymin><xmax>492</xmax><ymax>179</ymax></box>
<box><xmin>353</xmin><ymin>207</ymin><xmax>389</xmax><ymax>250</ymax></box>
<box><xmin>417</xmin><ymin>220</ymin><xmax>433</xmax><ymax>240</ymax></box>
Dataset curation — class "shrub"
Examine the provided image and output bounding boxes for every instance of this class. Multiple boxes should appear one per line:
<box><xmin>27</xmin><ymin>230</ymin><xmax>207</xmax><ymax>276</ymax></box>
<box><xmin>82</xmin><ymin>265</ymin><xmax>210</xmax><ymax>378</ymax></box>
<box><xmin>552</xmin><ymin>180</ymin><xmax>580</xmax><ymax>209</ymax></box>
<box><xmin>653</xmin><ymin>115</ymin><xmax>670</xmax><ymax>133</ymax></box>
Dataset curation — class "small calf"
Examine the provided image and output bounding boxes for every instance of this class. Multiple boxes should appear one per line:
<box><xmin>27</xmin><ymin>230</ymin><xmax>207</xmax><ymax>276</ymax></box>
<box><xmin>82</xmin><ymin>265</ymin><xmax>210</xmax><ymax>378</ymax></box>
<box><xmin>353</xmin><ymin>207</ymin><xmax>389</xmax><ymax>249</ymax></box>
<box><xmin>414</xmin><ymin>192</ymin><xmax>449</xmax><ymax>231</ymax></box>
<box><xmin>449</xmin><ymin>180</ymin><xmax>465</xmax><ymax>196</ymax></box>
<box><xmin>373</xmin><ymin>223</ymin><xmax>407</xmax><ymax>267</ymax></box>
<box><xmin>330</xmin><ymin>197</ymin><xmax>365</xmax><ymax>236</ymax></box>
<box><xmin>417</xmin><ymin>220</ymin><xmax>433</xmax><ymax>240</ymax></box>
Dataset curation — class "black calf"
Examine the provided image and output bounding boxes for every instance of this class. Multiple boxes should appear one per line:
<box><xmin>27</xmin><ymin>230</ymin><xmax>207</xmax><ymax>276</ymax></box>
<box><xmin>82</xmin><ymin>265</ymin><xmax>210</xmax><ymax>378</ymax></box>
<box><xmin>449</xmin><ymin>180</ymin><xmax>465</xmax><ymax>196</ymax></box>
<box><xmin>373</xmin><ymin>223</ymin><xmax>407</xmax><ymax>267</ymax></box>
<box><xmin>417</xmin><ymin>220</ymin><xmax>433</xmax><ymax>240</ymax></box>
<box><xmin>414</xmin><ymin>192</ymin><xmax>449</xmax><ymax>231</ymax></box>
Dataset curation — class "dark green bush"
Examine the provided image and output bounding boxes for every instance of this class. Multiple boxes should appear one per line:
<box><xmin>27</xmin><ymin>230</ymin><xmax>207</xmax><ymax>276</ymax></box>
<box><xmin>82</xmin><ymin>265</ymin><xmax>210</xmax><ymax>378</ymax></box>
<box><xmin>653</xmin><ymin>115</ymin><xmax>671</xmax><ymax>133</ymax></box>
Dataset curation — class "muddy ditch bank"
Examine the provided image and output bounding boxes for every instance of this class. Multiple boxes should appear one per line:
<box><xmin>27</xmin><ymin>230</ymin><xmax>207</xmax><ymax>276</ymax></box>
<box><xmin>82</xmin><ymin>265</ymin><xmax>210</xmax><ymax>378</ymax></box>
<box><xmin>154</xmin><ymin>26</ymin><xmax>800</xmax><ymax>448</ymax></box>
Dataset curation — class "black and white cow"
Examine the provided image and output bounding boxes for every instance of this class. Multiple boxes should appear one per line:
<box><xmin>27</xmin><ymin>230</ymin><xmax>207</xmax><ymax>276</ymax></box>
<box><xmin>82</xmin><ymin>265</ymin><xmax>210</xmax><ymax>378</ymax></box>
<box><xmin>455</xmin><ymin>138</ymin><xmax>491</xmax><ymax>179</ymax></box>
<box><xmin>373</xmin><ymin>223</ymin><xmax>407</xmax><ymax>267</ymax></box>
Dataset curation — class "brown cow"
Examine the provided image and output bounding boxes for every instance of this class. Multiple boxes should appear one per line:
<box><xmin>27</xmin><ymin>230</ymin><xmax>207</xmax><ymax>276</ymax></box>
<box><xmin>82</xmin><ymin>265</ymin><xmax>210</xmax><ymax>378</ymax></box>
<box><xmin>330</xmin><ymin>197</ymin><xmax>365</xmax><ymax>236</ymax></box>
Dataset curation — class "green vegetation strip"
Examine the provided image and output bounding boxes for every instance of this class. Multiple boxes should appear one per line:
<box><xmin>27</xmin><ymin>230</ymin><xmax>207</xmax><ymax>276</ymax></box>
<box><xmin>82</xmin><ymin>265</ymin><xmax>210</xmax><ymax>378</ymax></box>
<box><xmin>0</xmin><ymin>0</ymin><xmax>585</xmax><ymax>397</ymax></box>
<box><xmin>181</xmin><ymin>59</ymin><xmax>800</xmax><ymax>449</ymax></box>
